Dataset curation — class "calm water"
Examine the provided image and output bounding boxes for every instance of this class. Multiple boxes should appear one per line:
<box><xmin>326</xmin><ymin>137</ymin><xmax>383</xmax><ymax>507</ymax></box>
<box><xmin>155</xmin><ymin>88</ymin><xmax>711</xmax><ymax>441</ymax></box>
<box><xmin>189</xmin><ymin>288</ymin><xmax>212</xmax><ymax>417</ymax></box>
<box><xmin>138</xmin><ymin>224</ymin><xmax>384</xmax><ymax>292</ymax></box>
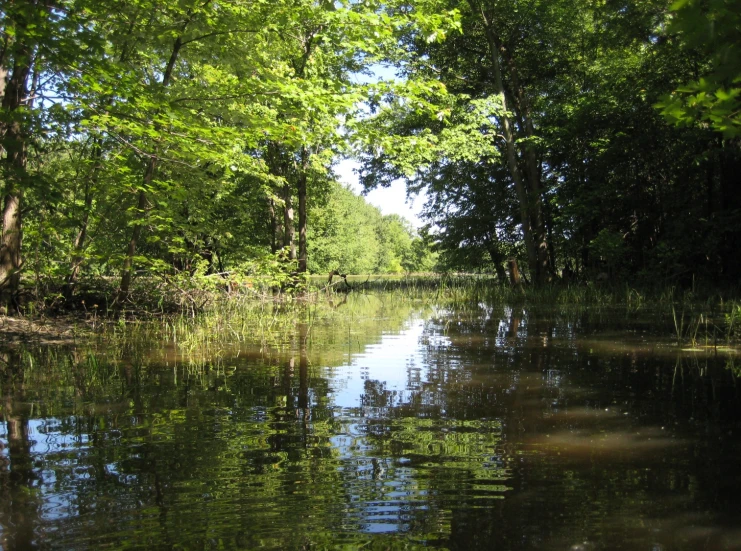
<box><xmin>2</xmin><ymin>297</ymin><xmax>741</xmax><ymax>550</ymax></box>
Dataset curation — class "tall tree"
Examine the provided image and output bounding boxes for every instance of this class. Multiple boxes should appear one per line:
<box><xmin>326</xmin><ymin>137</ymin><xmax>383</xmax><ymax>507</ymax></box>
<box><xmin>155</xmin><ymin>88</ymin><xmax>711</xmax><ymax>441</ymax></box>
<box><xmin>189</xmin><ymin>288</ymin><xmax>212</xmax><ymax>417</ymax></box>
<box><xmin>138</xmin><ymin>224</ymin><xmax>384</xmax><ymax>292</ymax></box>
<box><xmin>0</xmin><ymin>0</ymin><xmax>42</xmax><ymax>309</ymax></box>
<box><xmin>465</xmin><ymin>0</ymin><xmax>549</xmax><ymax>282</ymax></box>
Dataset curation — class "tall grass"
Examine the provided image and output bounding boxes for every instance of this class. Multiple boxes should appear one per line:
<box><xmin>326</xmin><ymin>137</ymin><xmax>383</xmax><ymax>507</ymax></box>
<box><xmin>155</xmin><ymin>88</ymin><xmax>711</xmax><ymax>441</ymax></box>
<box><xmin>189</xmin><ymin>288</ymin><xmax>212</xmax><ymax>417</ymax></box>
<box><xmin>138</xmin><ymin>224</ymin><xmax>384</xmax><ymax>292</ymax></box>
<box><xmin>71</xmin><ymin>277</ymin><xmax>737</xmax><ymax>350</ymax></box>
<box><xmin>323</xmin><ymin>274</ymin><xmax>623</xmax><ymax>306</ymax></box>
<box><xmin>12</xmin><ymin>275</ymin><xmax>739</xmax><ymax>366</ymax></box>
<box><xmin>5</xmin><ymin>279</ymin><xmax>739</xmax><ymax>407</ymax></box>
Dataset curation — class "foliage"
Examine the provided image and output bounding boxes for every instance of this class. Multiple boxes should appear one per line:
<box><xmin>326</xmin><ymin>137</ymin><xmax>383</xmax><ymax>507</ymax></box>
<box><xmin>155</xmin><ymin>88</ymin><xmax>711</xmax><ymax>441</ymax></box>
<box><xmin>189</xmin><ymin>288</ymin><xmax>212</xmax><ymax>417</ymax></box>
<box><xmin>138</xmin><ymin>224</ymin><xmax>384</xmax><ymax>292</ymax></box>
<box><xmin>308</xmin><ymin>182</ymin><xmax>434</xmax><ymax>274</ymax></box>
<box><xmin>0</xmin><ymin>0</ymin><xmax>455</xmax><ymax>311</ymax></box>
<box><xmin>656</xmin><ymin>0</ymin><xmax>741</xmax><ymax>137</ymax></box>
<box><xmin>354</xmin><ymin>0</ymin><xmax>741</xmax><ymax>286</ymax></box>
<box><xmin>2</xmin><ymin>0</ymin><xmax>741</xmax><ymax>313</ymax></box>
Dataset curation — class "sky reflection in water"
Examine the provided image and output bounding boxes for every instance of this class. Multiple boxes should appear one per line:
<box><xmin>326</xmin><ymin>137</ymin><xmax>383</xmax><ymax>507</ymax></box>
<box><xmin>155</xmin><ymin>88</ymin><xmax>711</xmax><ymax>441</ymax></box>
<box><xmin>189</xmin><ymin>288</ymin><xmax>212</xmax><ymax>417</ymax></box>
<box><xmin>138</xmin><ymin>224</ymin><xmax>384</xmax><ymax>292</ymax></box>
<box><xmin>1</xmin><ymin>300</ymin><xmax>741</xmax><ymax>550</ymax></box>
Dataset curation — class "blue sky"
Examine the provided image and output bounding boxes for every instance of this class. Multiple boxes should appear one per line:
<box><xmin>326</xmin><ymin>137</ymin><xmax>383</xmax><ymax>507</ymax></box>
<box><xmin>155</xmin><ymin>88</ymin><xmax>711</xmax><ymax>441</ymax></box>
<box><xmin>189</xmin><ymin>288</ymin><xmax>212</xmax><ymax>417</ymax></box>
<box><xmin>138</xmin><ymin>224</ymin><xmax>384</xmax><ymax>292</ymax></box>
<box><xmin>335</xmin><ymin>64</ymin><xmax>429</xmax><ymax>228</ymax></box>
<box><xmin>334</xmin><ymin>63</ymin><xmax>426</xmax><ymax>228</ymax></box>
<box><xmin>335</xmin><ymin>158</ymin><xmax>426</xmax><ymax>228</ymax></box>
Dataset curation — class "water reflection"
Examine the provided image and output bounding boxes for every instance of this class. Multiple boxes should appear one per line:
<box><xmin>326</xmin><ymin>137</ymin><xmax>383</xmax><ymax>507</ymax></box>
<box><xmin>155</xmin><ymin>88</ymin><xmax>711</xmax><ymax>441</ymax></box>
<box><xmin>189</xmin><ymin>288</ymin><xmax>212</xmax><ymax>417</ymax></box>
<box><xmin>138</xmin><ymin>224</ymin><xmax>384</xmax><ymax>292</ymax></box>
<box><xmin>1</xmin><ymin>299</ymin><xmax>741</xmax><ymax>550</ymax></box>
<box><xmin>1</xmin><ymin>349</ymin><xmax>39</xmax><ymax>550</ymax></box>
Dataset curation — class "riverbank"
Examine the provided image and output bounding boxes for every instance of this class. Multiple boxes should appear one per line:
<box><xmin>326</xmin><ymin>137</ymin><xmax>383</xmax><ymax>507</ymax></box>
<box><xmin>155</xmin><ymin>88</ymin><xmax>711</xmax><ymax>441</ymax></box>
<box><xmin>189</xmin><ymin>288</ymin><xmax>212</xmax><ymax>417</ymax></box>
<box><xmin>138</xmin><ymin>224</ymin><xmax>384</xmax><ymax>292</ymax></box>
<box><xmin>2</xmin><ymin>276</ymin><xmax>740</xmax><ymax>349</ymax></box>
<box><xmin>0</xmin><ymin>315</ymin><xmax>98</xmax><ymax>345</ymax></box>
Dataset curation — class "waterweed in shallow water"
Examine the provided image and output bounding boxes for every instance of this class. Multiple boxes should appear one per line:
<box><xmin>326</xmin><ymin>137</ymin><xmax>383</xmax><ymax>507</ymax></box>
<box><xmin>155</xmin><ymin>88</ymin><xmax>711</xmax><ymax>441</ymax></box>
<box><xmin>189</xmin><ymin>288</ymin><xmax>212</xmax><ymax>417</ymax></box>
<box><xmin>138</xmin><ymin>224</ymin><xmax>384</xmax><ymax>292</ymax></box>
<box><xmin>669</xmin><ymin>300</ymin><xmax>741</xmax><ymax>350</ymax></box>
<box><xmin>4</xmin><ymin>297</ymin><xmax>741</xmax><ymax>551</ymax></box>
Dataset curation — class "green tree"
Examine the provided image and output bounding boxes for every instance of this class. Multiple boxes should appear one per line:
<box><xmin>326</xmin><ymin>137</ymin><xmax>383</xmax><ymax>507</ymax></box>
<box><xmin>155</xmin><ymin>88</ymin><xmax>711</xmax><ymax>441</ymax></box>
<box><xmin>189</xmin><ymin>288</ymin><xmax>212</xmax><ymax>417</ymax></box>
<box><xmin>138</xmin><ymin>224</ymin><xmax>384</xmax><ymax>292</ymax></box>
<box><xmin>356</xmin><ymin>0</ymin><xmax>741</xmax><ymax>284</ymax></box>
<box><xmin>0</xmin><ymin>0</ymin><xmax>93</xmax><ymax>309</ymax></box>
<box><xmin>657</xmin><ymin>0</ymin><xmax>741</xmax><ymax>138</ymax></box>
<box><xmin>308</xmin><ymin>182</ymin><xmax>382</xmax><ymax>274</ymax></box>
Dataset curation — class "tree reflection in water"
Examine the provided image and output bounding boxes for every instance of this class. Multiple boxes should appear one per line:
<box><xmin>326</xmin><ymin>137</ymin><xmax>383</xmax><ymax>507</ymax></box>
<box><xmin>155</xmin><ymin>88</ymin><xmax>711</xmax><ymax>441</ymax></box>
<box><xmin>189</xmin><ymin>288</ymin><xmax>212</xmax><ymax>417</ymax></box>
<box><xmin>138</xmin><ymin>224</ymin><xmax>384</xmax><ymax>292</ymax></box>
<box><xmin>0</xmin><ymin>298</ymin><xmax>740</xmax><ymax>550</ymax></box>
<box><xmin>1</xmin><ymin>349</ymin><xmax>38</xmax><ymax>550</ymax></box>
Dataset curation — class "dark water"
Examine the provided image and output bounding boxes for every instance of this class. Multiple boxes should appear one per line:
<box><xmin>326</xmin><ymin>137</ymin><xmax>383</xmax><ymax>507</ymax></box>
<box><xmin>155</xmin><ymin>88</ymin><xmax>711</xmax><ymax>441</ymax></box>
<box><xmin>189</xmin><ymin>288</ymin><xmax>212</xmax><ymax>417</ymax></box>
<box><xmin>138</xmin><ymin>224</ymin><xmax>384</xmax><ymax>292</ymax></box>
<box><xmin>2</xmin><ymin>298</ymin><xmax>741</xmax><ymax>550</ymax></box>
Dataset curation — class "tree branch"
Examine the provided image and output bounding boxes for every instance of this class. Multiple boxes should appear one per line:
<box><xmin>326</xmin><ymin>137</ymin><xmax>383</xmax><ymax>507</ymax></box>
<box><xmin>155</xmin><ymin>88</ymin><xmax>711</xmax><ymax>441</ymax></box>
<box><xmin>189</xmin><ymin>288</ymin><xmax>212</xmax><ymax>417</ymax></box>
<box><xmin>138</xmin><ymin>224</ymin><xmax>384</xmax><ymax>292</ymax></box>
<box><xmin>180</xmin><ymin>28</ymin><xmax>261</xmax><ymax>46</ymax></box>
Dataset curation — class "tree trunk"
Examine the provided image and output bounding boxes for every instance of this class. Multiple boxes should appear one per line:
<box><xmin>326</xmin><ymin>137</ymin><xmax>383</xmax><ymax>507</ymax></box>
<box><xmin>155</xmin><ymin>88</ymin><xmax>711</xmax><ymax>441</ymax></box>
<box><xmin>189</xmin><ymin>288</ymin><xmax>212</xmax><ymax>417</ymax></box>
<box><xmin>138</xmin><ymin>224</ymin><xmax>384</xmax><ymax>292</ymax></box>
<box><xmin>493</xmin><ymin>260</ymin><xmax>507</xmax><ymax>284</ymax></box>
<box><xmin>469</xmin><ymin>0</ymin><xmax>538</xmax><ymax>281</ymax></box>
<box><xmin>0</xmin><ymin>65</ymin><xmax>7</xmax><ymax>98</ymax></box>
<box><xmin>719</xmin><ymin>138</ymin><xmax>741</xmax><ymax>277</ymax></box>
<box><xmin>0</xmin><ymin>193</ymin><xmax>23</xmax><ymax>309</ymax></box>
<box><xmin>469</xmin><ymin>0</ymin><xmax>553</xmax><ymax>284</ymax></box>
<box><xmin>507</xmin><ymin>257</ymin><xmax>523</xmax><ymax>288</ymax></box>
<box><xmin>283</xmin><ymin>183</ymin><xmax>296</xmax><ymax>259</ymax></box>
<box><xmin>544</xmin><ymin>200</ymin><xmax>557</xmax><ymax>278</ymax></box>
<box><xmin>117</xmin><ymin>26</ymin><xmax>186</xmax><ymax>301</ymax></box>
<box><xmin>720</xmin><ymin>138</ymin><xmax>741</xmax><ymax>210</ymax></box>
<box><xmin>500</xmin><ymin>29</ymin><xmax>550</xmax><ymax>283</ymax></box>
<box><xmin>0</xmin><ymin>48</ymin><xmax>33</xmax><ymax>311</ymax></box>
<box><xmin>268</xmin><ymin>197</ymin><xmax>280</xmax><ymax>253</ymax></box>
<box><xmin>297</xmin><ymin>147</ymin><xmax>308</xmax><ymax>273</ymax></box>
<box><xmin>292</xmin><ymin>32</ymin><xmax>314</xmax><ymax>275</ymax></box>
<box><xmin>118</xmin><ymin>179</ymin><xmax>150</xmax><ymax>303</ymax></box>
<box><xmin>63</xmin><ymin>140</ymin><xmax>102</xmax><ymax>300</ymax></box>
<box><xmin>485</xmin><ymin>237</ymin><xmax>507</xmax><ymax>283</ymax></box>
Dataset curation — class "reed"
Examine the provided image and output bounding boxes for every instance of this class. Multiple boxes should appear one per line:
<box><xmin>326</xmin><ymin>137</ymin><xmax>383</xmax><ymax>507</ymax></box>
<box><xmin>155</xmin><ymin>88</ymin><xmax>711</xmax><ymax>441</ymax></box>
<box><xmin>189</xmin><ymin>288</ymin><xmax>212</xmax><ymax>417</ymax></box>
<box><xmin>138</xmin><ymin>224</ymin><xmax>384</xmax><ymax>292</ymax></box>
<box><xmin>9</xmin><ymin>276</ymin><xmax>741</xmax><ymax>368</ymax></box>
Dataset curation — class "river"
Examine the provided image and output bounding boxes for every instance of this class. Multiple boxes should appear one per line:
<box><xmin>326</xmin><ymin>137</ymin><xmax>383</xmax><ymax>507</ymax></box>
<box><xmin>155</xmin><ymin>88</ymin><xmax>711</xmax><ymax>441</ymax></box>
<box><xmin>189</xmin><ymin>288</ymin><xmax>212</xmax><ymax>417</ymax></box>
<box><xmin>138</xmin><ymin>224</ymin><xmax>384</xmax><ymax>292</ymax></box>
<box><xmin>1</xmin><ymin>295</ymin><xmax>740</xmax><ymax>550</ymax></box>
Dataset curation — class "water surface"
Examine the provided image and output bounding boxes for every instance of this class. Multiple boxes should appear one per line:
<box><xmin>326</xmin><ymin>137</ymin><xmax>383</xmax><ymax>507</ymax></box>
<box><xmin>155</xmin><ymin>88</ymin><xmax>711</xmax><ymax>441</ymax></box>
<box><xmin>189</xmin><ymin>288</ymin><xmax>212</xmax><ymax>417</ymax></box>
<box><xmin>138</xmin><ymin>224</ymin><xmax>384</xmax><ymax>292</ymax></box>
<box><xmin>1</xmin><ymin>297</ymin><xmax>740</xmax><ymax>550</ymax></box>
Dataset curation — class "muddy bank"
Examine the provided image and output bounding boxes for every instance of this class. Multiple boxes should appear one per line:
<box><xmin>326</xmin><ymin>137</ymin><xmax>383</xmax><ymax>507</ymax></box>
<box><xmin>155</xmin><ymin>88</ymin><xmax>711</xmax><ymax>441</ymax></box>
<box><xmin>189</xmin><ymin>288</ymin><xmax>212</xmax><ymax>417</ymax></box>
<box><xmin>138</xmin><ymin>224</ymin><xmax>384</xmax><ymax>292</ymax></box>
<box><xmin>0</xmin><ymin>315</ymin><xmax>97</xmax><ymax>345</ymax></box>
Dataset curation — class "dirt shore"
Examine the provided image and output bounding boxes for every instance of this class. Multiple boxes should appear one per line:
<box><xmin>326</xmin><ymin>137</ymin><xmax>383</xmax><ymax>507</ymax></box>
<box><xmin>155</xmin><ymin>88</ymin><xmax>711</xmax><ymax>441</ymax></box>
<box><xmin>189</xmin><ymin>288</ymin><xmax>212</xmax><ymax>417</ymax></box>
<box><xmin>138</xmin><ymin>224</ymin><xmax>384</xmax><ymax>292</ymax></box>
<box><xmin>0</xmin><ymin>315</ymin><xmax>97</xmax><ymax>345</ymax></box>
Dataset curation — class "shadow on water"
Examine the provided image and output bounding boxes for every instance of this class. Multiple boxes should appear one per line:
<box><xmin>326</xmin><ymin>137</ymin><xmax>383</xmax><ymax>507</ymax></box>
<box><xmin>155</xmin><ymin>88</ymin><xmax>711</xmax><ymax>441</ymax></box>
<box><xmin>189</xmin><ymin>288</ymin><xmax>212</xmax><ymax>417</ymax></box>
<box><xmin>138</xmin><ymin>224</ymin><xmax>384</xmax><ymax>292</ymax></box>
<box><xmin>1</xmin><ymin>297</ymin><xmax>741</xmax><ymax>550</ymax></box>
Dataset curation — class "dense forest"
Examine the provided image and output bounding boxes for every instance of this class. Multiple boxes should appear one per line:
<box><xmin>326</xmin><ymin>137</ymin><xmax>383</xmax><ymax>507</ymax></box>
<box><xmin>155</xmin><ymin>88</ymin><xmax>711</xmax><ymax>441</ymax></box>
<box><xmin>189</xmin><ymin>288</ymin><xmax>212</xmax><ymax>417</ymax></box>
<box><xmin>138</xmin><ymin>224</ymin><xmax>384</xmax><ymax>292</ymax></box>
<box><xmin>0</xmin><ymin>0</ymin><xmax>739</xmax><ymax>310</ymax></box>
